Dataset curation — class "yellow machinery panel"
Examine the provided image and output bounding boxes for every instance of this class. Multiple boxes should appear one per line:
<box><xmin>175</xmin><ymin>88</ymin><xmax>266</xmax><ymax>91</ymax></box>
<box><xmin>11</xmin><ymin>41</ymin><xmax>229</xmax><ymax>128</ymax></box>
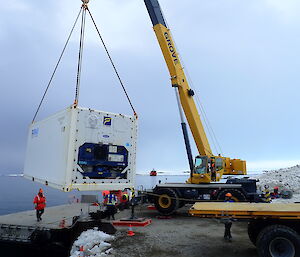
<box><xmin>189</xmin><ymin>202</ymin><xmax>300</xmax><ymax>219</ymax></box>
<box><xmin>223</xmin><ymin>158</ymin><xmax>231</xmax><ymax>174</ymax></box>
<box><xmin>187</xmin><ymin>174</ymin><xmax>211</xmax><ymax>184</ymax></box>
<box><xmin>231</xmin><ymin>159</ymin><xmax>247</xmax><ymax>175</ymax></box>
<box><xmin>223</xmin><ymin>158</ymin><xmax>246</xmax><ymax>175</ymax></box>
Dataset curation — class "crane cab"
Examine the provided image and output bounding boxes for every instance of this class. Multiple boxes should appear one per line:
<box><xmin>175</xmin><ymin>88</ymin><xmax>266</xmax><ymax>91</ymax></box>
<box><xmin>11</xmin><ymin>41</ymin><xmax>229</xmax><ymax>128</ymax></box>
<box><xmin>187</xmin><ymin>156</ymin><xmax>224</xmax><ymax>184</ymax></box>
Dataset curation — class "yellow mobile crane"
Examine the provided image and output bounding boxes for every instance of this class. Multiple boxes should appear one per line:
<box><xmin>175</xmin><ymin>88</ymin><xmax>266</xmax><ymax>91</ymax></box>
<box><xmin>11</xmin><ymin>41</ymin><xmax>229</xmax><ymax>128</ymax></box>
<box><xmin>145</xmin><ymin>0</ymin><xmax>246</xmax><ymax>184</ymax></box>
<box><xmin>144</xmin><ymin>0</ymin><xmax>259</xmax><ymax>214</ymax></box>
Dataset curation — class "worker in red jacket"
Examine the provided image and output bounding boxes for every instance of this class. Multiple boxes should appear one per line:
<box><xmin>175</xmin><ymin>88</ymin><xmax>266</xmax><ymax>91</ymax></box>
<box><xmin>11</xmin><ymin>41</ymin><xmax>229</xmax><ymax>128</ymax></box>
<box><xmin>33</xmin><ymin>188</ymin><xmax>46</xmax><ymax>222</ymax></box>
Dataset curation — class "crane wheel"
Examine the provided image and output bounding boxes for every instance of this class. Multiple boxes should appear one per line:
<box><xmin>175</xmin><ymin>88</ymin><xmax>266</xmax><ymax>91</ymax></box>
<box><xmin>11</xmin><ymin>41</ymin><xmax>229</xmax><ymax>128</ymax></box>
<box><xmin>256</xmin><ymin>225</ymin><xmax>300</xmax><ymax>257</ymax></box>
<box><xmin>178</xmin><ymin>201</ymin><xmax>185</xmax><ymax>208</ymax></box>
<box><xmin>154</xmin><ymin>188</ymin><xmax>179</xmax><ymax>216</ymax></box>
<box><xmin>216</xmin><ymin>189</ymin><xmax>246</xmax><ymax>202</ymax></box>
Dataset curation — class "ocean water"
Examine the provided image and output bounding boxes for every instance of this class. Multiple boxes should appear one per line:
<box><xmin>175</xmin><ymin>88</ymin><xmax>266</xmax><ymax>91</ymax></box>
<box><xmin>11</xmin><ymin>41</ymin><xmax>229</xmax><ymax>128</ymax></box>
<box><xmin>0</xmin><ymin>174</ymin><xmax>189</xmax><ymax>215</ymax></box>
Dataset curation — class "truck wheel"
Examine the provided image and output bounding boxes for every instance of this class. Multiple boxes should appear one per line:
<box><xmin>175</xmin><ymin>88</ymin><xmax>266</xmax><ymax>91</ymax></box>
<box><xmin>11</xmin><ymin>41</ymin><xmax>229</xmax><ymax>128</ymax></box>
<box><xmin>248</xmin><ymin>221</ymin><xmax>262</xmax><ymax>246</ymax></box>
<box><xmin>256</xmin><ymin>225</ymin><xmax>300</xmax><ymax>257</ymax></box>
<box><xmin>154</xmin><ymin>188</ymin><xmax>179</xmax><ymax>215</ymax></box>
<box><xmin>217</xmin><ymin>189</ymin><xmax>246</xmax><ymax>202</ymax></box>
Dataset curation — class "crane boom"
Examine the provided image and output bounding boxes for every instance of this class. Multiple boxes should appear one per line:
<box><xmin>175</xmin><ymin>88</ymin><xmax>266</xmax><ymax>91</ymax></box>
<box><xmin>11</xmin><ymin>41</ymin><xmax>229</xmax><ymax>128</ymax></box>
<box><xmin>144</xmin><ymin>0</ymin><xmax>247</xmax><ymax>183</ymax></box>
<box><xmin>144</xmin><ymin>0</ymin><xmax>212</xmax><ymax>157</ymax></box>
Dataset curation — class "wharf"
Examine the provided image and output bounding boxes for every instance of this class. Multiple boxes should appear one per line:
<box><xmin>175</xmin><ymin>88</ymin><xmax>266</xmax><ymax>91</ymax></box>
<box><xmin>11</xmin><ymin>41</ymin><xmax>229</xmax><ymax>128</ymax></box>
<box><xmin>0</xmin><ymin>203</ymin><xmax>99</xmax><ymax>229</ymax></box>
<box><xmin>0</xmin><ymin>204</ymin><xmax>115</xmax><ymax>257</ymax></box>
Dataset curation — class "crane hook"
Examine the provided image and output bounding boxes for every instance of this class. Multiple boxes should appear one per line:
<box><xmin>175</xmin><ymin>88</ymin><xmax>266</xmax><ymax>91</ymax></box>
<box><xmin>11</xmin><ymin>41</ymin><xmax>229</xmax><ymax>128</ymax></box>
<box><xmin>81</xmin><ymin>0</ymin><xmax>89</xmax><ymax>8</ymax></box>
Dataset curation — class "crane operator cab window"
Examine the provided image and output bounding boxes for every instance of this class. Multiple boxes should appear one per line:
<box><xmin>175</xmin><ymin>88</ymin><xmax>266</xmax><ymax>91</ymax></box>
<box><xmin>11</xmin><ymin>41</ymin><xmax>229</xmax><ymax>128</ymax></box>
<box><xmin>194</xmin><ymin>156</ymin><xmax>208</xmax><ymax>174</ymax></box>
<box><xmin>215</xmin><ymin>158</ymin><xmax>223</xmax><ymax>171</ymax></box>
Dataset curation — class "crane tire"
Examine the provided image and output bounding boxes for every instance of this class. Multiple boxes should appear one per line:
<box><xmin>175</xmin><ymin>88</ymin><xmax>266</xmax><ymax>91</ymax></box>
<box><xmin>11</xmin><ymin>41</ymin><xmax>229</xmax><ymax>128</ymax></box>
<box><xmin>154</xmin><ymin>188</ymin><xmax>179</xmax><ymax>216</ymax></box>
<box><xmin>178</xmin><ymin>200</ymin><xmax>185</xmax><ymax>208</ymax></box>
<box><xmin>256</xmin><ymin>225</ymin><xmax>300</xmax><ymax>257</ymax></box>
<box><xmin>216</xmin><ymin>189</ymin><xmax>247</xmax><ymax>202</ymax></box>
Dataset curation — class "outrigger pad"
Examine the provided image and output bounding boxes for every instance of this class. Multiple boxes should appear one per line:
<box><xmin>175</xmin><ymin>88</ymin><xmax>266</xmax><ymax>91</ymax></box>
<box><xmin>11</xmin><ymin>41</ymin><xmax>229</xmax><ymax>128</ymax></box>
<box><xmin>112</xmin><ymin>218</ymin><xmax>152</xmax><ymax>227</ymax></box>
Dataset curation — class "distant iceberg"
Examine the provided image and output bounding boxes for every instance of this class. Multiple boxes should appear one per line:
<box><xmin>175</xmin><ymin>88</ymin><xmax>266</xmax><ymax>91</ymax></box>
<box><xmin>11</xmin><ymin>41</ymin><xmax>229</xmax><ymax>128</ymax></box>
<box><xmin>4</xmin><ymin>173</ymin><xmax>23</xmax><ymax>177</ymax></box>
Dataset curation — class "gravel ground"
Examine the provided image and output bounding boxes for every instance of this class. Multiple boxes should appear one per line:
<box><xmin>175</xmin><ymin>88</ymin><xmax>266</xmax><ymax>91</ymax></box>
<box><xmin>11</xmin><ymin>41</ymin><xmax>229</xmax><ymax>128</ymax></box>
<box><xmin>110</xmin><ymin>205</ymin><xmax>257</xmax><ymax>257</ymax></box>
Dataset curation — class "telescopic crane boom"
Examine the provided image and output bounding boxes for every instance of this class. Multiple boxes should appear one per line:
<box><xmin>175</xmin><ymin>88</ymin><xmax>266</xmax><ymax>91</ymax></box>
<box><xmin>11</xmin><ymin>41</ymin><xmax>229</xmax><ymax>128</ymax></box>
<box><xmin>144</xmin><ymin>0</ymin><xmax>246</xmax><ymax>183</ymax></box>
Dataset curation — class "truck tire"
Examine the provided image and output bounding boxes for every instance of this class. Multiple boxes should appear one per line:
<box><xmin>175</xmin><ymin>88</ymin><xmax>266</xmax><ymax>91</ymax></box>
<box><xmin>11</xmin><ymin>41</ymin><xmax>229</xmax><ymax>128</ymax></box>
<box><xmin>256</xmin><ymin>225</ymin><xmax>300</xmax><ymax>257</ymax></box>
<box><xmin>216</xmin><ymin>189</ymin><xmax>247</xmax><ymax>202</ymax></box>
<box><xmin>248</xmin><ymin>221</ymin><xmax>262</xmax><ymax>246</ymax></box>
<box><xmin>154</xmin><ymin>188</ymin><xmax>179</xmax><ymax>215</ymax></box>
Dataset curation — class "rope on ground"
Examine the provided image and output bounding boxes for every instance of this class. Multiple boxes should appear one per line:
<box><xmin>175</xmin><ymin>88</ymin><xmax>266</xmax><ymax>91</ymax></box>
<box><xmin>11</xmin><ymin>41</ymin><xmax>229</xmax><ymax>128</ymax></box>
<box><xmin>32</xmin><ymin>7</ymin><xmax>83</xmax><ymax>123</ymax></box>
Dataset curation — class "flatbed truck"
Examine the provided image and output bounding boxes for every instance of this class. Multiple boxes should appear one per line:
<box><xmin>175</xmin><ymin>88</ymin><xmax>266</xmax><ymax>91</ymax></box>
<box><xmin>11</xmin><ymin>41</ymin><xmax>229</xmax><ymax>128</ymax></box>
<box><xmin>189</xmin><ymin>202</ymin><xmax>300</xmax><ymax>257</ymax></box>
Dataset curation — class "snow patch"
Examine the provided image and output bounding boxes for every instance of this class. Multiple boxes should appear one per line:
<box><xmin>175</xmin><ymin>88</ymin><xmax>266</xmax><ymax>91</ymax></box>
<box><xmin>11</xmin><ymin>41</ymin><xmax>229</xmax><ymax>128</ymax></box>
<box><xmin>70</xmin><ymin>228</ymin><xmax>114</xmax><ymax>257</ymax></box>
<box><xmin>257</xmin><ymin>164</ymin><xmax>300</xmax><ymax>202</ymax></box>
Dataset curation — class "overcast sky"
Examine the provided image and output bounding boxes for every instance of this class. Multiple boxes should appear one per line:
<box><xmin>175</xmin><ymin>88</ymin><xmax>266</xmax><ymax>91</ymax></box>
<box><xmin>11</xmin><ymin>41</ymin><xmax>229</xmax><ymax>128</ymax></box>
<box><xmin>1</xmin><ymin>0</ymin><xmax>300</xmax><ymax>174</ymax></box>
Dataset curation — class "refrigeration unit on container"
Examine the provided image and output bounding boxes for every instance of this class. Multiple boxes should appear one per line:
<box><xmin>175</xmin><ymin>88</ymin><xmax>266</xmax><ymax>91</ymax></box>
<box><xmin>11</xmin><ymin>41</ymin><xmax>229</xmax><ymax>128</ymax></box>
<box><xmin>23</xmin><ymin>105</ymin><xmax>137</xmax><ymax>192</ymax></box>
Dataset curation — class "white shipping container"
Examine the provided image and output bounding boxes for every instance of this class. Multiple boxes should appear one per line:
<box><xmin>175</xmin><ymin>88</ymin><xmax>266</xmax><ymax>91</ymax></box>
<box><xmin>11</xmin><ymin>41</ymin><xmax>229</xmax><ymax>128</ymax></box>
<box><xmin>24</xmin><ymin>105</ymin><xmax>137</xmax><ymax>192</ymax></box>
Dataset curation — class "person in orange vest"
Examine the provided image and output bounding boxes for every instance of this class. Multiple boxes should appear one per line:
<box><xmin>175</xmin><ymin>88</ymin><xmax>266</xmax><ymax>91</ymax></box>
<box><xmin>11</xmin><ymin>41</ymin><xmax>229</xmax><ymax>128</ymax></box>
<box><xmin>210</xmin><ymin>159</ymin><xmax>216</xmax><ymax>182</ymax></box>
<box><xmin>223</xmin><ymin>192</ymin><xmax>234</xmax><ymax>241</ymax></box>
<box><xmin>33</xmin><ymin>188</ymin><xmax>46</xmax><ymax>222</ymax></box>
<box><xmin>102</xmin><ymin>190</ymin><xmax>110</xmax><ymax>205</ymax></box>
<box><xmin>273</xmin><ymin>186</ymin><xmax>279</xmax><ymax>198</ymax></box>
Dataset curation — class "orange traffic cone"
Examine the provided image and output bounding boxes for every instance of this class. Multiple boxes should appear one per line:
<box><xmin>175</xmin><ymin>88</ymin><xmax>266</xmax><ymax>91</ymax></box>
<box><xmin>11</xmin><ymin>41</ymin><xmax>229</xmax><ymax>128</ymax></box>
<box><xmin>127</xmin><ymin>224</ymin><xmax>135</xmax><ymax>236</ymax></box>
<box><xmin>59</xmin><ymin>219</ymin><xmax>66</xmax><ymax>228</ymax></box>
<box><xmin>79</xmin><ymin>246</ymin><xmax>84</xmax><ymax>257</ymax></box>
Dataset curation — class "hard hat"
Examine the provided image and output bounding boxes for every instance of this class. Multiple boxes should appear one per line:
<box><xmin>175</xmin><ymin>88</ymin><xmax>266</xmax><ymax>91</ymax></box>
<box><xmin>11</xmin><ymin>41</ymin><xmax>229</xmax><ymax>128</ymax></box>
<box><xmin>274</xmin><ymin>186</ymin><xmax>279</xmax><ymax>190</ymax></box>
<box><xmin>102</xmin><ymin>190</ymin><xmax>110</xmax><ymax>196</ymax></box>
<box><xmin>39</xmin><ymin>188</ymin><xmax>43</xmax><ymax>193</ymax></box>
<box><xmin>225</xmin><ymin>193</ymin><xmax>232</xmax><ymax>197</ymax></box>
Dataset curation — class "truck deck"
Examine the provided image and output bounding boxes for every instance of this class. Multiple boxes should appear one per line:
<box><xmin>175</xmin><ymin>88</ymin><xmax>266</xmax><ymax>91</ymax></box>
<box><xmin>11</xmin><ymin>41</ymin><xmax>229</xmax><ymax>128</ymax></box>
<box><xmin>189</xmin><ymin>202</ymin><xmax>300</xmax><ymax>219</ymax></box>
<box><xmin>189</xmin><ymin>202</ymin><xmax>300</xmax><ymax>256</ymax></box>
